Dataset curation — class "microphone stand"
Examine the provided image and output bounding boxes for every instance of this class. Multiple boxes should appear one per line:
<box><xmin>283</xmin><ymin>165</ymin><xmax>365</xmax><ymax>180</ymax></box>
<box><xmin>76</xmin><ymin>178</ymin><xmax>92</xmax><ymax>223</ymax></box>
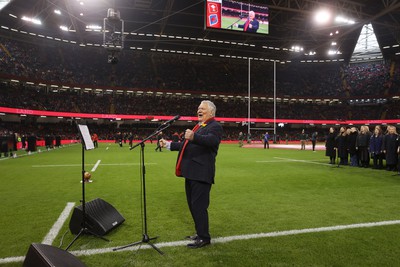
<box><xmin>113</xmin><ymin>122</ymin><xmax>173</xmax><ymax>254</ymax></box>
<box><xmin>227</xmin><ymin>17</ymin><xmax>244</xmax><ymax>29</ymax></box>
<box><xmin>66</xmin><ymin>125</ymin><xmax>109</xmax><ymax>251</ymax></box>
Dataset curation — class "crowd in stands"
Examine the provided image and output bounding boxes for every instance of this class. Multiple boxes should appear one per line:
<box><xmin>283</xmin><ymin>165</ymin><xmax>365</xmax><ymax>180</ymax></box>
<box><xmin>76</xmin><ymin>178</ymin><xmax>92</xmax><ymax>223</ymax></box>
<box><xmin>1</xmin><ymin>37</ymin><xmax>400</xmax><ymax>99</ymax></box>
<box><xmin>0</xmin><ymin>82</ymin><xmax>398</xmax><ymax>120</ymax></box>
<box><xmin>0</xmin><ymin>36</ymin><xmax>399</xmax><ymax>161</ymax></box>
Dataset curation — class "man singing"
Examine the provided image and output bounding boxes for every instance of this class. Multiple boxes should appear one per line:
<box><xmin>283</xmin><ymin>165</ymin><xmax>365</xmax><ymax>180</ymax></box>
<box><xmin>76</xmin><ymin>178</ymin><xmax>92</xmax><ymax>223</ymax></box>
<box><xmin>160</xmin><ymin>100</ymin><xmax>223</xmax><ymax>248</ymax></box>
<box><xmin>236</xmin><ymin>11</ymin><xmax>259</xmax><ymax>33</ymax></box>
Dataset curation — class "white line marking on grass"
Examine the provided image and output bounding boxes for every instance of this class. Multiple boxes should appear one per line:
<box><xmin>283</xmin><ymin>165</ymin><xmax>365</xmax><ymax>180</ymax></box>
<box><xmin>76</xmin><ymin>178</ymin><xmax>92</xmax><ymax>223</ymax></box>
<box><xmin>32</xmin><ymin>164</ymin><xmax>82</xmax><ymax>167</ymax></box>
<box><xmin>0</xmin><ymin>152</ymin><xmax>39</xmax><ymax>161</ymax></box>
<box><xmin>97</xmin><ymin>163</ymin><xmax>157</xmax><ymax>166</ymax></box>
<box><xmin>256</xmin><ymin>160</ymin><xmax>297</xmax><ymax>163</ymax></box>
<box><xmin>42</xmin><ymin>202</ymin><xmax>76</xmax><ymax>245</ymax></box>
<box><xmin>70</xmin><ymin>219</ymin><xmax>400</xmax><ymax>256</ymax></box>
<box><xmin>0</xmin><ymin>144</ymin><xmax>78</xmax><ymax>162</ymax></box>
<box><xmin>213</xmin><ymin>220</ymin><xmax>400</xmax><ymax>243</ymax></box>
<box><xmin>91</xmin><ymin>160</ymin><xmax>101</xmax><ymax>172</ymax></box>
<box><xmin>0</xmin><ymin>256</ymin><xmax>25</xmax><ymax>264</ymax></box>
<box><xmin>273</xmin><ymin>157</ymin><xmax>332</xmax><ymax>166</ymax></box>
<box><xmin>4</xmin><ymin>219</ymin><xmax>399</xmax><ymax>263</ymax></box>
<box><xmin>31</xmin><ymin>163</ymin><xmax>157</xmax><ymax>168</ymax></box>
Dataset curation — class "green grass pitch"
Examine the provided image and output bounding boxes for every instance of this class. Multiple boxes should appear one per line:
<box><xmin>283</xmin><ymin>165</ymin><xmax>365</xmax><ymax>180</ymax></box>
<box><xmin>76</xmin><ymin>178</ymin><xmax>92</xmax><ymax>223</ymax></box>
<box><xmin>1</xmin><ymin>143</ymin><xmax>400</xmax><ymax>266</ymax></box>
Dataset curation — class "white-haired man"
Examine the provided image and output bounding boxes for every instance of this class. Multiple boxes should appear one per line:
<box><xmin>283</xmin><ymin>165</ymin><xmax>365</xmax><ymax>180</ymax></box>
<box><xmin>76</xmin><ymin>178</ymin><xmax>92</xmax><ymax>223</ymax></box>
<box><xmin>236</xmin><ymin>11</ymin><xmax>259</xmax><ymax>32</ymax></box>
<box><xmin>160</xmin><ymin>100</ymin><xmax>223</xmax><ymax>248</ymax></box>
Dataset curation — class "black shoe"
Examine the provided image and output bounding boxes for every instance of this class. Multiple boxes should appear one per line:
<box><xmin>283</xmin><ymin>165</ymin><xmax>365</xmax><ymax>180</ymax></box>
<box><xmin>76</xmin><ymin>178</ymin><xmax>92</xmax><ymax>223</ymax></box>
<box><xmin>185</xmin><ymin>234</ymin><xmax>198</xmax><ymax>241</ymax></box>
<box><xmin>187</xmin><ymin>239</ymin><xmax>210</xmax><ymax>249</ymax></box>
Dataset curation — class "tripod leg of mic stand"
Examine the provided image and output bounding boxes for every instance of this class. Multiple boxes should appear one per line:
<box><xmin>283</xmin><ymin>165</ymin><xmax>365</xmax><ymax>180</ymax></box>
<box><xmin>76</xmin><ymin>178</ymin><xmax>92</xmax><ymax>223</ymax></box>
<box><xmin>113</xmin><ymin>235</ymin><xmax>163</xmax><ymax>255</ymax></box>
<box><xmin>65</xmin><ymin>228</ymin><xmax>109</xmax><ymax>251</ymax></box>
<box><xmin>113</xmin><ymin>240</ymin><xmax>143</xmax><ymax>251</ymax></box>
<box><xmin>85</xmin><ymin>228</ymin><xmax>110</xmax><ymax>242</ymax></box>
<box><xmin>143</xmin><ymin>234</ymin><xmax>163</xmax><ymax>255</ymax></box>
<box><xmin>148</xmin><ymin>242</ymin><xmax>164</xmax><ymax>255</ymax></box>
<box><xmin>66</xmin><ymin>228</ymin><xmax>84</xmax><ymax>251</ymax></box>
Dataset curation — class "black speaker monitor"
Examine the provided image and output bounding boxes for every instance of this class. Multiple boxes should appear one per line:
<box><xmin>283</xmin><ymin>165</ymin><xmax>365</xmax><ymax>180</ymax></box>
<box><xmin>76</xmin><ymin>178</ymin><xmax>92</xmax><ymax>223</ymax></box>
<box><xmin>69</xmin><ymin>198</ymin><xmax>125</xmax><ymax>236</ymax></box>
<box><xmin>23</xmin><ymin>243</ymin><xmax>86</xmax><ymax>267</ymax></box>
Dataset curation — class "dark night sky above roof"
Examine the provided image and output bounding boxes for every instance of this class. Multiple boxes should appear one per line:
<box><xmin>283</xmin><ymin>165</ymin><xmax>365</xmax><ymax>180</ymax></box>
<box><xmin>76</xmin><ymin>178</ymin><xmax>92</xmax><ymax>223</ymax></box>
<box><xmin>1</xmin><ymin>0</ymin><xmax>400</xmax><ymax>62</ymax></box>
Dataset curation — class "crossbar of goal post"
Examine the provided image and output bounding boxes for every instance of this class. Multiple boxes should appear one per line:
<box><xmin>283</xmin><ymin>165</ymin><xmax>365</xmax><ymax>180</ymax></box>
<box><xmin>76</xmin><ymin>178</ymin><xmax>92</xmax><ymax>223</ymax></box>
<box><xmin>247</xmin><ymin>59</ymin><xmax>277</xmax><ymax>142</ymax></box>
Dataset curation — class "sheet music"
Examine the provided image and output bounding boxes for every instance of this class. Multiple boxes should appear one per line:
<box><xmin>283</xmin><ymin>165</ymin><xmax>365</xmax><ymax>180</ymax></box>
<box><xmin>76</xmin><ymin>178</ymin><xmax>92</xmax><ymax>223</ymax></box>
<box><xmin>78</xmin><ymin>124</ymin><xmax>95</xmax><ymax>150</ymax></box>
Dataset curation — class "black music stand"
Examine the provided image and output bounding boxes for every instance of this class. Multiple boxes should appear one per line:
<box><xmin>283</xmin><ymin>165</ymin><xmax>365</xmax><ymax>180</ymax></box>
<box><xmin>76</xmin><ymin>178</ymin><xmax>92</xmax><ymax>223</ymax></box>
<box><xmin>114</xmin><ymin>122</ymin><xmax>174</xmax><ymax>255</ymax></box>
<box><xmin>66</xmin><ymin>124</ymin><xmax>109</xmax><ymax>250</ymax></box>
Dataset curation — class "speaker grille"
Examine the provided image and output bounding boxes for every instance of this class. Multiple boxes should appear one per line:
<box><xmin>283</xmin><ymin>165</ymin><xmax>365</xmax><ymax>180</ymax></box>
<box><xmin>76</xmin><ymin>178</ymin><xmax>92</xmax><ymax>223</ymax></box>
<box><xmin>69</xmin><ymin>198</ymin><xmax>125</xmax><ymax>236</ymax></box>
<box><xmin>23</xmin><ymin>243</ymin><xmax>86</xmax><ymax>267</ymax></box>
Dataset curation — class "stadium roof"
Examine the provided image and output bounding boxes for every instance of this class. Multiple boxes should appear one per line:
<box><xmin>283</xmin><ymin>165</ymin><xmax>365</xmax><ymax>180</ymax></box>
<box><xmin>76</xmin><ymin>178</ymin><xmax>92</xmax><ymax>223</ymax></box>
<box><xmin>0</xmin><ymin>0</ymin><xmax>400</xmax><ymax>62</ymax></box>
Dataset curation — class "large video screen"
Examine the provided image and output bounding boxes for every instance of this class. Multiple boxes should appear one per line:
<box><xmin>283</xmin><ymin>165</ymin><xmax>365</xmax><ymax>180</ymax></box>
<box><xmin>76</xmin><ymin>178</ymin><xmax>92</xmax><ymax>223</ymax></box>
<box><xmin>205</xmin><ymin>0</ymin><xmax>269</xmax><ymax>35</ymax></box>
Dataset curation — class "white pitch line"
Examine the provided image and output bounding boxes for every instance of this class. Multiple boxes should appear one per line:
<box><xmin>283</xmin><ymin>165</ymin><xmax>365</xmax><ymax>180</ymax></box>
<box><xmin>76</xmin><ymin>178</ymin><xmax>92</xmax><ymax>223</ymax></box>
<box><xmin>68</xmin><ymin>219</ymin><xmax>400</xmax><ymax>256</ymax></box>
<box><xmin>213</xmin><ymin>220</ymin><xmax>400</xmax><ymax>243</ymax></box>
<box><xmin>94</xmin><ymin>163</ymin><xmax>157</xmax><ymax>166</ymax></box>
<box><xmin>32</xmin><ymin>164</ymin><xmax>82</xmax><ymax>167</ymax></box>
<box><xmin>4</xmin><ymin>219</ymin><xmax>399</xmax><ymax>263</ymax></box>
<box><xmin>0</xmin><ymin>256</ymin><xmax>25</xmax><ymax>264</ymax></box>
<box><xmin>91</xmin><ymin>160</ymin><xmax>101</xmax><ymax>172</ymax></box>
<box><xmin>32</xmin><ymin>163</ymin><xmax>157</xmax><ymax>168</ymax></box>
<box><xmin>42</xmin><ymin>202</ymin><xmax>76</xmax><ymax>245</ymax></box>
<box><xmin>256</xmin><ymin>160</ymin><xmax>297</xmax><ymax>163</ymax></box>
<box><xmin>0</xmin><ymin>144</ymin><xmax>78</xmax><ymax>162</ymax></box>
<box><xmin>273</xmin><ymin>157</ymin><xmax>332</xmax><ymax>166</ymax></box>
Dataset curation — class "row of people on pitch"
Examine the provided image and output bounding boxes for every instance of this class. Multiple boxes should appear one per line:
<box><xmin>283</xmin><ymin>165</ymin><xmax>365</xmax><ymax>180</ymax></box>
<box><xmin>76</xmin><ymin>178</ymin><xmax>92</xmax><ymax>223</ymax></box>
<box><xmin>325</xmin><ymin>125</ymin><xmax>400</xmax><ymax>171</ymax></box>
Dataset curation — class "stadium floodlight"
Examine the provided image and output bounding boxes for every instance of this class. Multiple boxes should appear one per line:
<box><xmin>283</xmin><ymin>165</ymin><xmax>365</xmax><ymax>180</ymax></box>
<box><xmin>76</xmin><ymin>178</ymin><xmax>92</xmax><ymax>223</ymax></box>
<box><xmin>59</xmin><ymin>25</ymin><xmax>68</xmax><ymax>31</ymax></box>
<box><xmin>335</xmin><ymin>16</ymin><xmax>355</xmax><ymax>25</ymax></box>
<box><xmin>291</xmin><ymin>46</ymin><xmax>304</xmax><ymax>52</ymax></box>
<box><xmin>86</xmin><ymin>24</ymin><xmax>102</xmax><ymax>30</ymax></box>
<box><xmin>314</xmin><ymin>9</ymin><xmax>332</xmax><ymax>25</ymax></box>
<box><xmin>21</xmin><ymin>16</ymin><xmax>42</xmax><ymax>25</ymax></box>
<box><xmin>0</xmin><ymin>0</ymin><xmax>11</xmax><ymax>11</ymax></box>
<box><xmin>54</xmin><ymin>9</ymin><xmax>61</xmax><ymax>15</ymax></box>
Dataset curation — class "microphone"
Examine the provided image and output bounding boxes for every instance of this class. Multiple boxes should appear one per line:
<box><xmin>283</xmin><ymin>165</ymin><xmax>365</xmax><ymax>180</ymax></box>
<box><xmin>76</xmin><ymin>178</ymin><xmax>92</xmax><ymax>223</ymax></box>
<box><xmin>160</xmin><ymin>115</ymin><xmax>181</xmax><ymax>126</ymax></box>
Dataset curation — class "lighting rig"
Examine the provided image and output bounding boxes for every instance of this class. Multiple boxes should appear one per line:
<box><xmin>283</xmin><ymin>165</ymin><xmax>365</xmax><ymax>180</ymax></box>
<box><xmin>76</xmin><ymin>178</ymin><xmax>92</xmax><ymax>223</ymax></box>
<box><xmin>103</xmin><ymin>8</ymin><xmax>124</xmax><ymax>64</ymax></box>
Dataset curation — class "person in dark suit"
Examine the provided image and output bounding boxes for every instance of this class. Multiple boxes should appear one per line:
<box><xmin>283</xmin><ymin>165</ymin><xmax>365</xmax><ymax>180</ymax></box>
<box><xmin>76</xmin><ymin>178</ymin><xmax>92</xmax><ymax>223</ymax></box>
<box><xmin>160</xmin><ymin>100</ymin><xmax>223</xmax><ymax>249</ymax></box>
<box><xmin>336</xmin><ymin>126</ymin><xmax>348</xmax><ymax>165</ymax></box>
<box><xmin>383</xmin><ymin>125</ymin><xmax>399</xmax><ymax>171</ymax></box>
<box><xmin>235</xmin><ymin>11</ymin><xmax>259</xmax><ymax>33</ymax></box>
<box><xmin>263</xmin><ymin>131</ymin><xmax>270</xmax><ymax>149</ymax></box>
<box><xmin>325</xmin><ymin>127</ymin><xmax>336</xmax><ymax>164</ymax></box>
<box><xmin>155</xmin><ymin>131</ymin><xmax>163</xmax><ymax>152</ymax></box>
<box><xmin>370</xmin><ymin>126</ymin><xmax>384</xmax><ymax>169</ymax></box>
<box><xmin>356</xmin><ymin>125</ymin><xmax>371</xmax><ymax>168</ymax></box>
<box><xmin>347</xmin><ymin>127</ymin><xmax>358</xmax><ymax>166</ymax></box>
<box><xmin>311</xmin><ymin>131</ymin><xmax>318</xmax><ymax>151</ymax></box>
